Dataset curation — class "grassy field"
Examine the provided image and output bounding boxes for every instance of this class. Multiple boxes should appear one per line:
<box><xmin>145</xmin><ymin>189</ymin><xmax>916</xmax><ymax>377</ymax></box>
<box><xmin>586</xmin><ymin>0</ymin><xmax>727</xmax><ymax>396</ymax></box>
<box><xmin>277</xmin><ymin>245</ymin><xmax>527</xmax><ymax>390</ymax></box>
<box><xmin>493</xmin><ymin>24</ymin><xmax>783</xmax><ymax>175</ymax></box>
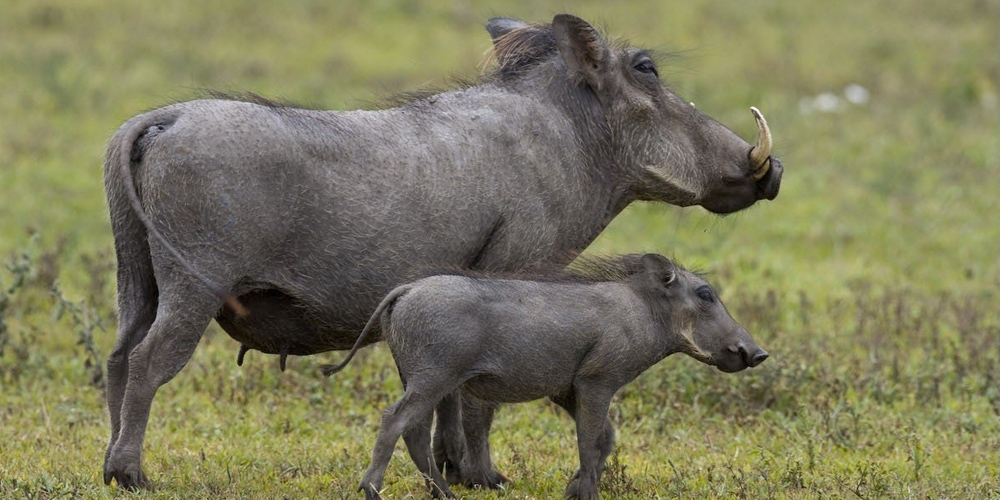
<box><xmin>1</xmin><ymin>0</ymin><xmax>997</xmax><ymax>498</ymax></box>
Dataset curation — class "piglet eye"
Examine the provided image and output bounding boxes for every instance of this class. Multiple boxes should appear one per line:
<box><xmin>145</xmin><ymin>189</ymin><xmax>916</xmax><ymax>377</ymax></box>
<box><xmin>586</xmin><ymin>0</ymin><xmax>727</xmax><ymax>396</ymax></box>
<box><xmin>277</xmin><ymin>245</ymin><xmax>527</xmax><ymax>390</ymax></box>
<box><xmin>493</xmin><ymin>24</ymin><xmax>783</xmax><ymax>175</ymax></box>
<box><xmin>696</xmin><ymin>286</ymin><xmax>714</xmax><ymax>303</ymax></box>
<box><xmin>634</xmin><ymin>59</ymin><xmax>658</xmax><ymax>77</ymax></box>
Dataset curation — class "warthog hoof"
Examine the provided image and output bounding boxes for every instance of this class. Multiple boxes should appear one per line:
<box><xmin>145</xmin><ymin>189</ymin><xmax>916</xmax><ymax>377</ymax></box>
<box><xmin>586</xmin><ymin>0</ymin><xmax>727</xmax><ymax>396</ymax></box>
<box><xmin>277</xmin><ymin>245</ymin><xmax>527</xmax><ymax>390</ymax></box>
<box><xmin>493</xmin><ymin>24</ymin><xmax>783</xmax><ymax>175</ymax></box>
<box><xmin>435</xmin><ymin>455</ymin><xmax>509</xmax><ymax>489</ymax></box>
<box><xmin>360</xmin><ymin>482</ymin><xmax>383</xmax><ymax>500</ymax></box>
<box><xmin>430</xmin><ymin>484</ymin><xmax>456</xmax><ymax>499</ymax></box>
<box><xmin>102</xmin><ymin>459</ymin><xmax>150</xmax><ymax>490</ymax></box>
<box><xmin>463</xmin><ymin>467</ymin><xmax>510</xmax><ymax>489</ymax></box>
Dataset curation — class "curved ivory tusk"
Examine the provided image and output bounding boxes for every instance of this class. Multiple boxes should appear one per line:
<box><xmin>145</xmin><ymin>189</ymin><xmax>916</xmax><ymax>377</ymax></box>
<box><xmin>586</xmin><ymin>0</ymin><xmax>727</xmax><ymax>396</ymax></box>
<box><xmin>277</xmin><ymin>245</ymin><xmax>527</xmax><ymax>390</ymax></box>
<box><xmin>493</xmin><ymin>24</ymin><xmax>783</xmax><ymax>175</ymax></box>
<box><xmin>749</xmin><ymin>106</ymin><xmax>772</xmax><ymax>180</ymax></box>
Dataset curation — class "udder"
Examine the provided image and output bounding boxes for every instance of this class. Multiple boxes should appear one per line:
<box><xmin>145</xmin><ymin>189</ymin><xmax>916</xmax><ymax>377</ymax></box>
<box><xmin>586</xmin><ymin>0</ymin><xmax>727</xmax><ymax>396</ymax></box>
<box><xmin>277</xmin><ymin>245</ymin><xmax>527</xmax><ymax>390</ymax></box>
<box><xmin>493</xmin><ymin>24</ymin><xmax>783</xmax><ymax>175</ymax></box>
<box><xmin>215</xmin><ymin>288</ymin><xmax>374</xmax><ymax>356</ymax></box>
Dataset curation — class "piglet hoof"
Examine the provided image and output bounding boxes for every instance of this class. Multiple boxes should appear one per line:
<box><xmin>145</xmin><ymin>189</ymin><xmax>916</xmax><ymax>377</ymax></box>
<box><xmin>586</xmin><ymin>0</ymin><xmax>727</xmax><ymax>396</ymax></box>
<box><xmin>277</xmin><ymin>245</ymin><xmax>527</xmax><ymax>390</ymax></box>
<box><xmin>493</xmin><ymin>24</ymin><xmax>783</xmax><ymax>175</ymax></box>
<box><xmin>423</xmin><ymin>473</ymin><xmax>455</xmax><ymax>499</ymax></box>
<box><xmin>463</xmin><ymin>468</ymin><xmax>510</xmax><ymax>490</ymax></box>
<box><xmin>103</xmin><ymin>464</ymin><xmax>151</xmax><ymax>491</ymax></box>
<box><xmin>564</xmin><ymin>476</ymin><xmax>598</xmax><ymax>500</ymax></box>
<box><xmin>359</xmin><ymin>482</ymin><xmax>383</xmax><ymax>500</ymax></box>
<box><xmin>103</xmin><ymin>451</ymin><xmax>151</xmax><ymax>491</ymax></box>
<box><xmin>430</xmin><ymin>485</ymin><xmax>456</xmax><ymax>499</ymax></box>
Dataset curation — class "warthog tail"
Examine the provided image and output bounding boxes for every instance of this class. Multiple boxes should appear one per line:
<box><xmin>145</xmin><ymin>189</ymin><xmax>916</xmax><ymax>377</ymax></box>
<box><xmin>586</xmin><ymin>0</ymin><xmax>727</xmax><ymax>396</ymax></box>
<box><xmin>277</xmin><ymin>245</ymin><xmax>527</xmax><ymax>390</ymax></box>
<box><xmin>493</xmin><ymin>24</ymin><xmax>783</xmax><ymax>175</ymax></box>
<box><xmin>321</xmin><ymin>284</ymin><xmax>413</xmax><ymax>376</ymax></box>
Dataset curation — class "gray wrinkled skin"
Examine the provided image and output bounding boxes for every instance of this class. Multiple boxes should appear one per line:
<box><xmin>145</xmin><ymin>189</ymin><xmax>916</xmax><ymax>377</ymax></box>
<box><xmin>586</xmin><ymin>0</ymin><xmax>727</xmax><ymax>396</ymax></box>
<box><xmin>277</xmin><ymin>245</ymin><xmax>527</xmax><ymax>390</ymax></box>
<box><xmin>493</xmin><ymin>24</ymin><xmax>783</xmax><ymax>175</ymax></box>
<box><xmin>102</xmin><ymin>13</ymin><xmax>783</xmax><ymax>490</ymax></box>
<box><xmin>323</xmin><ymin>254</ymin><xmax>767</xmax><ymax>500</ymax></box>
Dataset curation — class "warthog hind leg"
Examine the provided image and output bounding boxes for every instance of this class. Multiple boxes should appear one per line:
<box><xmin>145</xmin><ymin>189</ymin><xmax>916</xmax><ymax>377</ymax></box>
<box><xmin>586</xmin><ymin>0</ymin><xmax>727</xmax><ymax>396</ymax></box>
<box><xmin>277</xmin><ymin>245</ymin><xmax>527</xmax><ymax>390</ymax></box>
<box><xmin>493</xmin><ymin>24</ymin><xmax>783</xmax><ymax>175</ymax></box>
<box><xmin>449</xmin><ymin>396</ymin><xmax>509</xmax><ymax>488</ymax></box>
<box><xmin>403</xmin><ymin>410</ymin><xmax>454</xmax><ymax>498</ymax></box>
<box><xmin>104</xmin><ymin>284</ymin><xmax>156</xmax><ymax>487</ymax></box>
<box><xmin>361</xmin><ymin>382</ymin><xmax>449</xmax><ymax>500</ymax></box>
<box><xmin>432</xmin><ymin>391</ymin><xmax>468</xmax><ymax>485</ymax></box>
<box><xmin>103</xmin><ymin>281</ymin><xmax>219</xmax><ymax>489</ymax></box>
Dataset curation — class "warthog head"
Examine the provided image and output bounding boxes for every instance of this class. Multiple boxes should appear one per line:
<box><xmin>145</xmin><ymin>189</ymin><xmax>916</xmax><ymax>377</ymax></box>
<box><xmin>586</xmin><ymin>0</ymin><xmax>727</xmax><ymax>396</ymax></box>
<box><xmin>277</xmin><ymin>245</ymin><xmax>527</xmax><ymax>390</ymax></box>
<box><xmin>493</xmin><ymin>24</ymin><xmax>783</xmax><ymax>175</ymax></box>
<box><xmin>488</xmin><ymin>14</ymin><xmax>783</xmax><ymax>214</ymax></box>
<box><xmin>639</xmin><ymin>254</ymin><xmax>768</xmax><ymax>372</ymax></box>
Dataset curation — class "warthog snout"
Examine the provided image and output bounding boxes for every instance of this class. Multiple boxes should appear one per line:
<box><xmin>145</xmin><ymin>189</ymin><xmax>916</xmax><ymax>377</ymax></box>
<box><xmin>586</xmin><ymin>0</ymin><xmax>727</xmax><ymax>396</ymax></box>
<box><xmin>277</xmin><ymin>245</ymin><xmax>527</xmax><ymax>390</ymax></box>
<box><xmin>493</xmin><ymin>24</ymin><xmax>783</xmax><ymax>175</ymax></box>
<box><xmin>719</xmin><ymin>341</ymin><xmax>769</xmax><ymax>372</ymax></box>
<box><xmin>744</xmin><ymin>346</ymin><xmax>769</xmax><ymax>367</ymax></box>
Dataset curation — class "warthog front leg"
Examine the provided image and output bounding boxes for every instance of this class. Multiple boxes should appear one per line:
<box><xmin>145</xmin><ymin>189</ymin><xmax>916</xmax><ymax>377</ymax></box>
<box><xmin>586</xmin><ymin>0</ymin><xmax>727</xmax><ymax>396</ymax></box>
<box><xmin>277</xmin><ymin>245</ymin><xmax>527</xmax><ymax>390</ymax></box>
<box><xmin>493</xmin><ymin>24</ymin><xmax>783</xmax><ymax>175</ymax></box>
<box><xmin>562</xmin><ymin>386</ymin><xmax>614</xmax><ymax>500</ymax></box>
<box><xmin>103</xmin><ymin>284</ymin><xmax>218</xmax><ymax>489</ymax></box>
<box><xmin>551</xmin><ymin>391</ymin><xmax>617</xmax><ymax>492</ymax></box>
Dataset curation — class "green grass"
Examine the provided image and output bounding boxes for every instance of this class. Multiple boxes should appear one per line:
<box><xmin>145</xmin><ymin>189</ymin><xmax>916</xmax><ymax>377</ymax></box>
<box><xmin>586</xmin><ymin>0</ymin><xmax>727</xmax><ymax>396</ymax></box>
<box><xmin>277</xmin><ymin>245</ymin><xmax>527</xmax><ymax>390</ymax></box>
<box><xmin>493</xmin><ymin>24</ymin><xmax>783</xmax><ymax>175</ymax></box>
<box><xmin>1</xmin><ymin>0</ymin><xmax>997</xmax><ymax>498</ymax></box>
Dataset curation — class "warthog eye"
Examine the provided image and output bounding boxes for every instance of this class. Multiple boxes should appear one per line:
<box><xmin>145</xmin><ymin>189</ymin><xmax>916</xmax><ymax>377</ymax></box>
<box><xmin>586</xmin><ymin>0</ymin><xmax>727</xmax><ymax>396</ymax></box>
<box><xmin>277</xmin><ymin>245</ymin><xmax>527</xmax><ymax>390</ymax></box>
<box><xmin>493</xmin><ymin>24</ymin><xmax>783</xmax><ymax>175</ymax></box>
<box><xmin>696</xmin><ymin>286</ymin><xmax>714</xmax><ymax>303</ymax></box>
<box><xmin>633</xmin><ymin>59</ymin><xmax>658</xmax><ymax>78</ymax></box>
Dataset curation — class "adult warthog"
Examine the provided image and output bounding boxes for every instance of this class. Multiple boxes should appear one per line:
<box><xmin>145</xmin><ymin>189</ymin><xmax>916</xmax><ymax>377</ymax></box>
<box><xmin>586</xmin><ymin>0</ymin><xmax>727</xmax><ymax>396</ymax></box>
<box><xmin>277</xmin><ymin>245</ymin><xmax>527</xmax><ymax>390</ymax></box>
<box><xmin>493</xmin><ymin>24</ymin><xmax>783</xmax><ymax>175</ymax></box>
<box><xmin>102</xmin><ymin>13</ymin><xmax>783</xmax><ymax>490</ymax></box>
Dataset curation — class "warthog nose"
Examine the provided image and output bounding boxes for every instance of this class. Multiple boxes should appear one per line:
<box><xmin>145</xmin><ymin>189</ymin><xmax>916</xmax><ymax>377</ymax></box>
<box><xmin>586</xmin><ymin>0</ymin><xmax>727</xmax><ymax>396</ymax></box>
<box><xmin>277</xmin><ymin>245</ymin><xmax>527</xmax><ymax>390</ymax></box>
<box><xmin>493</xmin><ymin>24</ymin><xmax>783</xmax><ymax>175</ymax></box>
<box><xmin>748</xmin><ymin>349</ymin><xmax>769</xmax><ymax>367</ymax></box>
<box><xmin>736</xmin><ymin>344</ymin><xmax>768</xmax><ymax>367</ymax></box>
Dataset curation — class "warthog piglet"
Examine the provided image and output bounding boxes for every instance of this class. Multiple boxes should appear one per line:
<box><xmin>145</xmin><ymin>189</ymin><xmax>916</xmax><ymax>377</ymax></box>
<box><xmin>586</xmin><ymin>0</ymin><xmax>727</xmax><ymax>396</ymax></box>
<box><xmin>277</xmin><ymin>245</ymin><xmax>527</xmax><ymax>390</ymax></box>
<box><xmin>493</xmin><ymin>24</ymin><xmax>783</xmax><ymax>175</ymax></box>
<box><xmin>324</xmin><ymin>253</ymin><xmax>768</xmax><ymax>500</ymax></box>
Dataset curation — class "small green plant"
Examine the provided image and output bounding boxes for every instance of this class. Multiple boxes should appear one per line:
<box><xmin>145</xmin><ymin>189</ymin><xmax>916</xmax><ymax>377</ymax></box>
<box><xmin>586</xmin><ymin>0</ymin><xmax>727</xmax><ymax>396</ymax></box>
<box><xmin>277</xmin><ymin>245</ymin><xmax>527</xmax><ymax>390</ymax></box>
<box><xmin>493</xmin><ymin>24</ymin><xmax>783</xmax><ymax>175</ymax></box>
<box><xmin>849</xmin><ymin>459</ymin><xmax>890</xmax><ymax>500</ymax></box>
<box><xmin>51</xmin><ymin>283</ymin><xmax>107</xmax><ymax>390</ymax></box>
<box><xmin>0</xmin><ymin>233</ymin><xmax>41</xmax><ymax>380</ymax></box>
<box><xmin>601</xmin><ymin>448</ymin><xmax>638</xmax><ymax>497</ymax></box>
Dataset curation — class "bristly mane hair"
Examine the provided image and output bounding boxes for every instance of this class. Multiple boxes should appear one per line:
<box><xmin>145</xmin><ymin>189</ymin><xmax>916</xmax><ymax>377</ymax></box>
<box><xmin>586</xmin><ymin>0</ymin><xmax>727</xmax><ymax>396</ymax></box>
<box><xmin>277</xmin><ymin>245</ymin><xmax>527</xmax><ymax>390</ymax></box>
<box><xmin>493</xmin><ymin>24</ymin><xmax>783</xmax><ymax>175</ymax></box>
<box><xmin>564</xmin><ymin>254</ymin><xmax>649</xmax><ymax>282</ymax></box>
<box><xmin>570</xmin><ymin>254</ymin><xmax>709</xmax><ymax>282</ymax></box>
<box><xmin>415</xmin><ymin>254</ymin><xmax>656</xmax><ymax>284</ymax></box>
<box><xmin>376</xmin><ymin>22</ymin><xmax>565</xmax><ymax>109</ymax></box>
<box><xmin>486</xmin><ymin>21</ymin><xmax>638</xmax><ymax>81</ymax></box>
<box><xmin>199</xmin><ymin>89</ymin><xmax>291</xmax><ymax>109</ymax></box>
<box><xmin>198</xmin><ymin>22</ymin><xmax>642</xmax><ymax>111</ymax></box>
<box><xmin>488</xmin><ymin>23</ymin><xmax>559</xmax><ymax>80</ymax></box>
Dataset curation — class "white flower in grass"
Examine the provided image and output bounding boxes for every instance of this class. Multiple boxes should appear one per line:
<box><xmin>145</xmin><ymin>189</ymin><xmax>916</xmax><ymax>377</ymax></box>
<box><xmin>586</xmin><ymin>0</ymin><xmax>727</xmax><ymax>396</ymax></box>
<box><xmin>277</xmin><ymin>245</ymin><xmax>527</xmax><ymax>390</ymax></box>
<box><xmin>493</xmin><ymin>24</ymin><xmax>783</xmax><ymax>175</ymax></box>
<box><xmin>844</xmin><ymin>84</ymin><xmax>870</xmax><ymax>105</ymax></box>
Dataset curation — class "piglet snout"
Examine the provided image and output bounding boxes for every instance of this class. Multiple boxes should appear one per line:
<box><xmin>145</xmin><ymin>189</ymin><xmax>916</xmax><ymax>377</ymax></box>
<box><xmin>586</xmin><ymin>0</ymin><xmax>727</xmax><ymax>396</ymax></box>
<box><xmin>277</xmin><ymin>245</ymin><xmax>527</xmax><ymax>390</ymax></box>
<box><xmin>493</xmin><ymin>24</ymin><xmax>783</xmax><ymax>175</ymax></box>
<box><xmin>738</xmin><ymin>344</ymin><xmax>769</xmax><ymax>368</ymax></box>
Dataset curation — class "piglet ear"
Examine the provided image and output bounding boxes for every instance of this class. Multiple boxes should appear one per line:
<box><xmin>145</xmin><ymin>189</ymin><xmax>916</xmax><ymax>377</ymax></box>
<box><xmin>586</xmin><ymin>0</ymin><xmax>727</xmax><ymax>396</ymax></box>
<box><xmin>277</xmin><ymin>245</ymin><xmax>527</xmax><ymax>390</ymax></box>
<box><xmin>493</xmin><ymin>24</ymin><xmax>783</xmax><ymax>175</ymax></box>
<box><xmin>486</xmin><ymin>17</ymin><xmax>527</xmax><ymax>43</ymax></box>
<box><xmin>551</xmin><ymin>14</ymin><xmax>610</xmax><ymax>91</ymax></box>
<box><xmin>642</xmin><ymin>254</ymin><xmax>676</xmax><ymax>287</ymax></box>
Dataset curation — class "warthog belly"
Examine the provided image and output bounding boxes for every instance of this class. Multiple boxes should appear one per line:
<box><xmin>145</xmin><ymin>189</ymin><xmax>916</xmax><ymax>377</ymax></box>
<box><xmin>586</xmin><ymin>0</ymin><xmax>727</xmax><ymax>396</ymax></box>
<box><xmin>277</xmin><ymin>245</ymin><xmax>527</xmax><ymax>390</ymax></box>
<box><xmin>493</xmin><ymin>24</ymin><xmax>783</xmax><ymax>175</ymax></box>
<box><xmin>215</xmin><ymin>289</ymin><xmax>367</xmax><ymax>359</ymax></box>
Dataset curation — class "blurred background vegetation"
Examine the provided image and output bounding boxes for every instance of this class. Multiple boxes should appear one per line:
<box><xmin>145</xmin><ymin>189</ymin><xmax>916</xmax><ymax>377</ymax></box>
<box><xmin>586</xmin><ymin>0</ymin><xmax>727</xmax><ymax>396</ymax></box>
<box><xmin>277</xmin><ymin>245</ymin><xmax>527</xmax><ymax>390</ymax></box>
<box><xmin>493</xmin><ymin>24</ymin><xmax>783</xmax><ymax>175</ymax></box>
<box><xmin>0</xmin><ymin>0</ymin><xmax>996</xmax><ymax>498</ymax></box>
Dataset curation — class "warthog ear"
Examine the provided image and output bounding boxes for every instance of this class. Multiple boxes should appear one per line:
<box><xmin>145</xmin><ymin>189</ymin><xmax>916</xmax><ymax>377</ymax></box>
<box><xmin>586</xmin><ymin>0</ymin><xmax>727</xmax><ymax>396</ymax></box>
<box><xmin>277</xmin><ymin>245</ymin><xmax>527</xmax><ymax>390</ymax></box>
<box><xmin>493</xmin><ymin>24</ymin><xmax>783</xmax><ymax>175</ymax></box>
<box><xmin>486</xmin><ymin>17</ymin><xmax>527</xmax><ymax>43</ymax></box>
<box><xmin>642</xmin><ymin>253</ymin><xmax>677</xmax><ymax>288</ymax></box>
<box><xmin>552</xmin><ymin>14</ymin><xmax>610</xmax><ymax>91</ymax></box>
